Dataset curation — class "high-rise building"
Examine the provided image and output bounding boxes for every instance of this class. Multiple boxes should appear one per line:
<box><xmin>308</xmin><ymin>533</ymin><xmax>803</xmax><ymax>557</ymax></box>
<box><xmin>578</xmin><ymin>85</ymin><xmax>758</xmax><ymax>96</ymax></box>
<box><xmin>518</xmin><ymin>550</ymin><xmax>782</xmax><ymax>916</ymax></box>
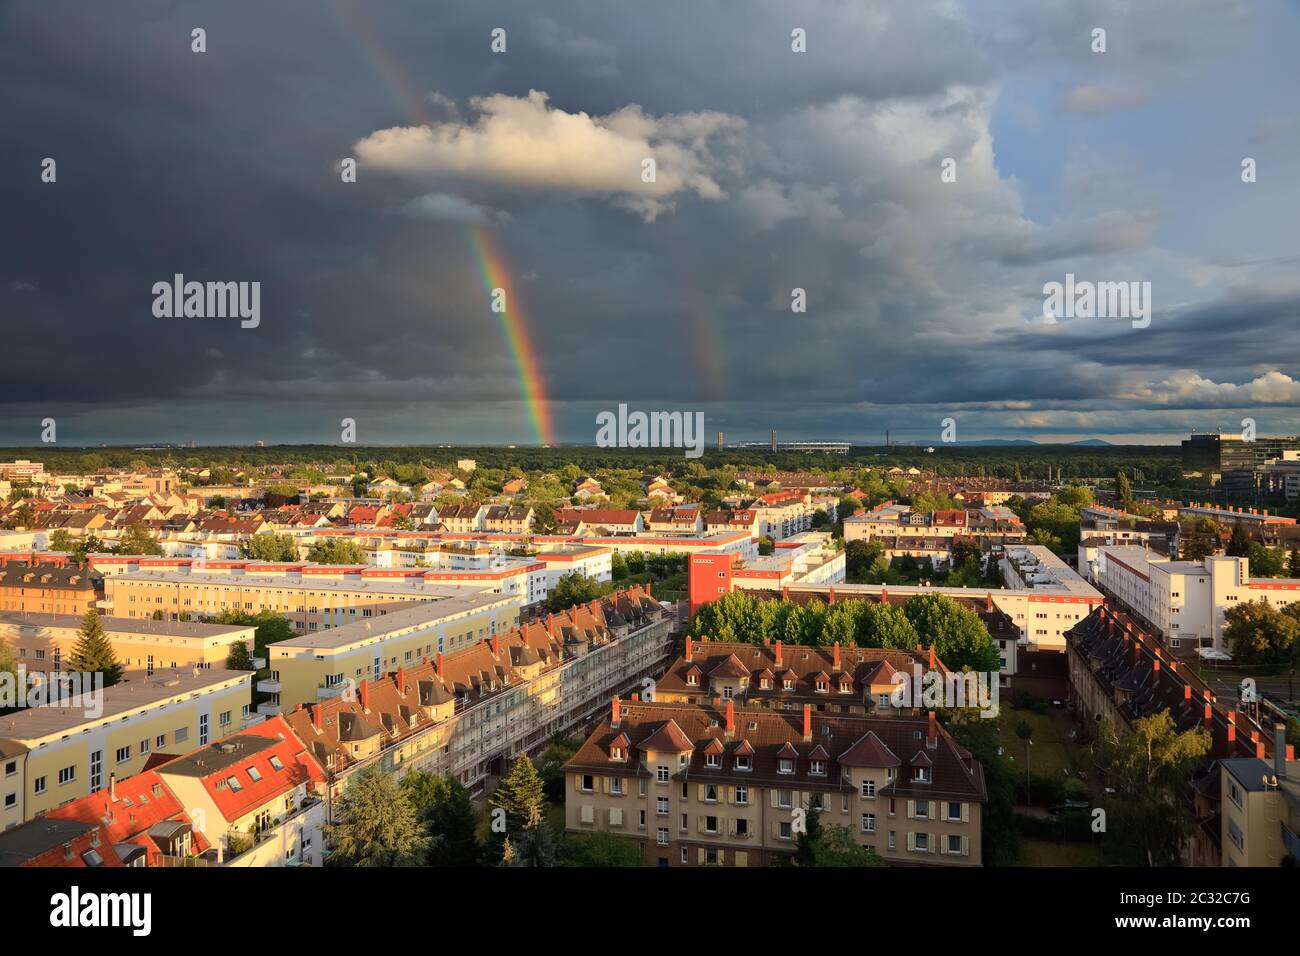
<box><xmin>1181</xmin><ymin>433</ymin><xmax>1300</xmax><ymax>482</ymax></box>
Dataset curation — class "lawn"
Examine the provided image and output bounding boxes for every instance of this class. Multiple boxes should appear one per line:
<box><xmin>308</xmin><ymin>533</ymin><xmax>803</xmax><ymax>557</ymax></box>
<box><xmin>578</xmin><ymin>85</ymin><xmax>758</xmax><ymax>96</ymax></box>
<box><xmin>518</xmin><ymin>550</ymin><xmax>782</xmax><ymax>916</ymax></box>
<box><xmin>997</xmin><ymin>706</ymin><xmax>1083</xmax><ymax>780</ymax></box>
<box><xmin>1018</xmin><ymin>837</ymin><xmax>1109</xmax><ymax>867</ymax></box>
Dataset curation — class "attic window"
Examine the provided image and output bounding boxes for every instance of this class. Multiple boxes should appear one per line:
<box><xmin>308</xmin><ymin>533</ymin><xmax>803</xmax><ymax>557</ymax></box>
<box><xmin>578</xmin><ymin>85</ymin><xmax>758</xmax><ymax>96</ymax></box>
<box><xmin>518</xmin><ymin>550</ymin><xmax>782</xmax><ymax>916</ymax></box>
<box><xmin>783</xmin><ymin>680</ymin><xmax>794</xmax><ymax>691</ymax></box>
<box><xmin>747</xmin><ymin>721</ymin><xmax>758</xmax><ymax>731</ymax></box>
<box><xmin>269</xmin><ymin>756</ymin><xmax>283</xmax><ymax>771</ymax></box>
<box><xmin>226</xmin><ymin>776</ymin><xmax>243</xmax><ymax>792</ymax></box>
<box><xmin>687</xmin><ymin>673</ymin><xmax>699</xmax><ymax>686</ymax></box>
<box><xmin>913</xmin><ymin>766</ymin><xmax>931</xmax><ymax>783</ymax></box>
<box><xmin>810</xmin><ymin>760</ymin><xmax>826</xmax><ymax>776</ymax></box>
<box><xmin>735</xmin><ymin>755</ymin><xmax>751</xmax><ymax>771</ymax></box>
<box><xmin>705</xmin><ymin>753</ymin><xmax>720</xmax><ymax>768</ymax></box>
<box><xmin>611</xmin><ymin>746</ymin><xmax>625</xmax><ymax>761</ymax></box>
<box><xmin>778</xmin><ymin>758</ymin><xmax>794</xmax><ymax>774</ymax></box>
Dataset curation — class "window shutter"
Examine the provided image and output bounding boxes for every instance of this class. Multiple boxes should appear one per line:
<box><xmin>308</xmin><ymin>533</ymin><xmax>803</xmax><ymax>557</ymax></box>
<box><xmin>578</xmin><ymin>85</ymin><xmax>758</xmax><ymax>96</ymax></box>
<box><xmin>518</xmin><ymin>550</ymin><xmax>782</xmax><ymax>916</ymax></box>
<box><xmin>698</xmin><ymin>815</ymin><xmax>705</xmax><ymax>833</ymax></box>
<box><xmin>697</xmin><ymin>847</ymin><xmax>705</xmax><ymax>865</ymax></box>
<box><xmin>573</xmin><ymin>774</ymin><xmax>581</xmax><ymax>792</ymax></box>
<box><xmin>609</xmin><ymin>808</ymin><xmax>623</xmax><ymax>827</ymax></box>
<box><xmin>930</xmin><ymin>835</ymin><xmax>936</xmax><ymax>854</ymax></box>
<box><xmin>697</xmin><ymin>783</ymin><xmax>705</xmax><ymax>801</ymax></box>
<box><xmin>907</xmin><ymin>799</ymin><xmax>915</xmax><ymax>819</ymax></box>
<box><xmin>717</xmin><ymin>849</ymin><xmax>725</xmax><ymax>865</ymax></box>
<box><xmin>601</xmin><ymin>776</ymin><xmax>609</xmax><ymax>794</ymax></box>
<box><xmin>961</xmin><ymin>802</ymin><xmax>969</xmax><ymax>823</ymax></box>
<box><xmin>769</xmin><ymin>789</ymin><xmax>779</xmax><ymax>808</ymax></box>
<box><xmin>963</xmin><ymin>836</ymin><xmax>969</xmax><ymax>857</ymax></box>
<box><xmin>907</xmin><ymin>832</ymin><xmax>915</xmax><ymax>852</ymax></box>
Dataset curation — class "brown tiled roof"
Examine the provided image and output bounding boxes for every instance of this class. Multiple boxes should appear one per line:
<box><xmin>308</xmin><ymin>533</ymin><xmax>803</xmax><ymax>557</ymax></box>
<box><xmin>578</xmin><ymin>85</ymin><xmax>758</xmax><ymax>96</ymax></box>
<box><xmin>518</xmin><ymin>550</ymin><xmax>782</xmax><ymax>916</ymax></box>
<box><xmin>566</xmin><ymin>700</ymin><xmax>986</xmax><ymax>801</ymax></box>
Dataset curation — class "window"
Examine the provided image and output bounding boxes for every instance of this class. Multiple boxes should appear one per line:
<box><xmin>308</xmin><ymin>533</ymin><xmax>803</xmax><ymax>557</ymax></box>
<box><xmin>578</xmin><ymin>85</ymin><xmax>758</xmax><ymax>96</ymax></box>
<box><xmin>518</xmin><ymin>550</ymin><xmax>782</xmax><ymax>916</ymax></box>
<box><xmin>947</xmin><ymin>834</ymin><xmax>963</xmax><ymax>854</ymax></box>
<box><xmin>776</xmin><ymin>790</ymin><xmax>793</xmax><ymax>809</ymax></box>
<box><xmin>735</xmin><ymin>817</ymin><xmax>749</xmax><ymax>837</ymax></box>
<box><xmin>704</xmin><ymin>784</ymin><xmax>718</xmax><ymax>803</ymax></box>
<box><xmin>3</xmin><ymin>793</ymin><xmax>14</xmax><ymax>809</ymax></box>
<box><xmin>914</xmin><ymin>832</ymin><xmax>929</xmax><ymax>852</ymax></box>
<box><xmin>680</xmin><ymin>846</ymin><xmax>689</xmax><ymax>864</ymax></box>
<box><xmin>175</xmin><ymin>726</ymin><xmax>189</xmax><ymax>744</ymax></box>
<box><xmin>89</xmin><ymin>751</ymin><xmax>102</xmax><ymax>792</ymax></box>
<box><xmin>705</xmin><ymin>752</ymin><xmax>720</xmax><ymax>768</ymax></box>
<box><xmin>704</xmin><ymin>815</ymin><xmax>719</xmax><ymax>834</ymax></box>
<box><xmin>139</xmin><ymin>738</ymin><xmax>150</xmax><ymax>755</ymax></box>
<box><xmin>3</xmin><ymin>761</ymin><xmax>15</xmax><ymax>777</ymax></box>
<box><xmin>656</xmin><ymin>765</ymin><xmax>669</xmax><ymax>783</ymax></box>
<box><xmin>735</xmin><ymin>786</ymin><xmax>748</xmax><ymax>805</ymax></box>
<box><xmin>861</xmin><ymin>780</ymin><xmax>876</xmax><ymax>798</ymax></box>
<box><xmin>778</xmin><ymin>821</ymin><xmax>792</xmax><ymax>840</ymax></box>
<box><xmin>735</xmin><ymin>755</ymin><xmax>751</xmax><ymax>771</ymax></box>
<box><xmin>33</xmin><ymin>776</ymin><xmax>46</xmax><ymax>795</ymax></box>
<box><xmin>915</xmin><ymin>800</ymin><xmax>929</xmax><ymax>819</ymax></box>
<box><xmin>115</xmin><ymin>746</ymin><xmax>131</xmax><ymax>764</ymax></box>
<box><xmin>610</xmin><ymin>777</ymin><xmax>623</xmax><ymax>795</ymax></box>
<box><xmin>199</xmin><ymin>714</ymin><xmax>209</xmax><ymax>746</ymax></box>
<box><xmin>862</xmin><ymin>813</ymin><xmax>875</xmax><ymax>833</ymax></box>
<box><xmin>581</xmin><ymin>774</ymin><xmax>594</xmax><ymax>792</ymax></box>
<box><xmin>226</xmin><ymin>776</ymin><xmax>243</xmax><ymax>792</ymax></box>
<box><xmin>778</xmin><ymin>758</ymin><xmax>794</xmax><ymax>774</ymax></box>
<box><xmin>888</xmin><ymin>830</ymin><xmax>896</xmax><ymax>850</ymax></box>
<box><xmin>269</xmin><ymin>756</ymin><xmax>284</xmax><ymax>771</ymax></box>
<box><xmin>248</xmin><ymin>767</ymin><xmax>263</xmax><ymax>783</ymax></box>
<box><xmin>156</xmin><ymin>735</ymin><xmax>166</xmax><ymax>749</ymax></box>
<box><xmin>58</xmin><ymin>766</ymin><xmax>75</xmax><ymax>786</ymax></box>
<box><xmin>680</xmin><ymin>813</ymin><xmax>688</xmax><ymax>832</ymax></box>
<box><xmin>657</xmin><ymin>797</ymin><xmax>669</xmax><ymax>816</ymax></box>
<box><xmin>948</xmin><ymin>801</ymin><xmax>962</xmax><ymax>822</ymax></box>
<box><xmin>657</xmin><ymin>828</ymin><xmax>669</xmax><ymax>846</ymax></box>
<box><xmin>810</xmin><ymin>759</ymin><xmax>826</xmax><ymax>776</ymax></box>
<box><xmin>913</xmin><ymin>766</ymin><xmax>931</xmax><ymax>784</ymax></box>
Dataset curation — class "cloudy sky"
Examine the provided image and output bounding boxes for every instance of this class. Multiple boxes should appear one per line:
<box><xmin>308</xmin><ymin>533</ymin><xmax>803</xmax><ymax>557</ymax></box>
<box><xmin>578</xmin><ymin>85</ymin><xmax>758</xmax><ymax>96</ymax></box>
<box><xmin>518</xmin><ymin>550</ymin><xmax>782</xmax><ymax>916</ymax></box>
<box><xmin>2</xmin><ymin>0</ymin><xmax>1298</xmax><ymax>446</ymax></box>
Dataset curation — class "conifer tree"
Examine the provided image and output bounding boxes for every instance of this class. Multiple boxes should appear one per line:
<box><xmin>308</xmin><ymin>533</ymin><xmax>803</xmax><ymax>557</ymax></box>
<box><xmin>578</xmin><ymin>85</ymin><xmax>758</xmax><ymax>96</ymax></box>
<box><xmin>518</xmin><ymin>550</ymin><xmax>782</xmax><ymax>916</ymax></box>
<box><xmin>67</xmin><ymin>609</ymin><xmax>123</xmax><ymax>686</ymax></box>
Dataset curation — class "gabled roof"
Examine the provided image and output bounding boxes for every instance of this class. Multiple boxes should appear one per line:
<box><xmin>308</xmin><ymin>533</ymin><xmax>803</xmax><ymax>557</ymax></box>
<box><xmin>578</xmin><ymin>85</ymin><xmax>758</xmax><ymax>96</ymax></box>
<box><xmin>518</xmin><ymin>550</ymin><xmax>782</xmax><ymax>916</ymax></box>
<box><xmin>838</xmin><ymin>730</ymin><xmax>901</xmax><ymax>768</ymax></box>
<box><xmin>638</xmin><ymin>719</ymin><xmax>695</xmax><ymax>753</ymax></box>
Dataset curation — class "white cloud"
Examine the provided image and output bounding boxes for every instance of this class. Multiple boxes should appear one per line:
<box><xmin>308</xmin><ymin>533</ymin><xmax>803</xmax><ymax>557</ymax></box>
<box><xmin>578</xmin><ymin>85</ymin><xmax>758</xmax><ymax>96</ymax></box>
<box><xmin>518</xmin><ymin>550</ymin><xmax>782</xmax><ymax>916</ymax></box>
<box><xmin>354</xmin><ymin>90</ymin><xmax>745</xmax><ymax>221</ymax></box>
<box><xmin>1119</xmin><ymin>369</ymin><xmax>1300</xmax><ymax>406</ymax></box>
<box><xmin>401</xmin><ymin>192</ymin><xmax>508</xmax><ymax>225</ymax></box>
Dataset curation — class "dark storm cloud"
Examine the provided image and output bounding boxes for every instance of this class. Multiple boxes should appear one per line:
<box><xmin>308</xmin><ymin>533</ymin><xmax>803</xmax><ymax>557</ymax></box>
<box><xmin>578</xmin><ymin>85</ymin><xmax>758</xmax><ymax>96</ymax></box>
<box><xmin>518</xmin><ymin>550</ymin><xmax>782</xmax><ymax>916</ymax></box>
<box><xmin>0</xmin><ymin>0</ymin><xmax>1294</xmax><ymax>444</ymax></box>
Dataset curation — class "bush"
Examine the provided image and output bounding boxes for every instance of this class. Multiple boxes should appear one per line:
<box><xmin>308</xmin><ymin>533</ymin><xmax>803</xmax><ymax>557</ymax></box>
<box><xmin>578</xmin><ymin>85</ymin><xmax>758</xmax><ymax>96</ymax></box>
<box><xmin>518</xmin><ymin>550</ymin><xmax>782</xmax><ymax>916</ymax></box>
<box><xmin>1008</xmin><ymin>691</ymin><xmax>1049</xmax><ymax>714</ymax></box>
<box><xmin>1013</xmin><ymin>810</ymin><xmax>1094</xmax><ymax>842</ymax></box>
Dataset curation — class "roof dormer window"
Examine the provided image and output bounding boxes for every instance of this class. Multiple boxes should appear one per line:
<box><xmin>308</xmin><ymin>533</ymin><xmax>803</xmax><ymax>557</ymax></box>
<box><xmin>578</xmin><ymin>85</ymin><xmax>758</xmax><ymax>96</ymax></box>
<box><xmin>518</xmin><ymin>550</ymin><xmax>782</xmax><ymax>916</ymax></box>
<box><xmin>783</xmin><ymin>679</ymin><xmax>794</xmax><ymax>691</ymax></box>
<box><xmin>705</xmin><ymin>753</ymin><xmax>720</xmax><ymax>768</ymax></box>
<box><xmin>778</xmin><ymin>758</ymin><xmax>794</xmax><ymax>774</ymax></box>
<box><xmin>913</xmin><ymin>766</ymin><xmax>931</xmax><ymax>783</ymax></box>
<box><xmin>735</xmin><ymin>755</ymin><xmax>751</xmax><ymax>771</ymax></box>
<box><xmin>687</xmin><ymin>673</ymin><xmax>699</xmax><ymax>686</ymax></box>
<box><xmin>810</xmin><ymin>759</ymin><xmax>826</xmax><ymax>776</ymax></box>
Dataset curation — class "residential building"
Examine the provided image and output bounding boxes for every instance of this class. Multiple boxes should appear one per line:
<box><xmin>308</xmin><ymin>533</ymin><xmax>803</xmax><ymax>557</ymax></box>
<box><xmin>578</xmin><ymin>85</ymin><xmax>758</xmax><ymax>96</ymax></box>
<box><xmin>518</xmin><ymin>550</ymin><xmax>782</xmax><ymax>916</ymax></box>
<box><xmin>564</xmin><ymin>699</ymin><xmax>986</xmax><ymax>867</ymax></box>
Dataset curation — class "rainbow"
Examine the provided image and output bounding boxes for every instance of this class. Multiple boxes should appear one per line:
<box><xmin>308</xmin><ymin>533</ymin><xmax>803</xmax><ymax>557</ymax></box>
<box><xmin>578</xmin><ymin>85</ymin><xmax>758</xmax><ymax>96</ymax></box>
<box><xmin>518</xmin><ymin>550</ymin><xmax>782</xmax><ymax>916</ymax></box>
<box><xmin>325</xmin><ymin>4</ymin><xmax>556</xmax><ymax>445</ymax></box>
<box><xmin>467</xmin><ymin>224</ymin><xmax>556</xmax><ymax>446</ymax></box>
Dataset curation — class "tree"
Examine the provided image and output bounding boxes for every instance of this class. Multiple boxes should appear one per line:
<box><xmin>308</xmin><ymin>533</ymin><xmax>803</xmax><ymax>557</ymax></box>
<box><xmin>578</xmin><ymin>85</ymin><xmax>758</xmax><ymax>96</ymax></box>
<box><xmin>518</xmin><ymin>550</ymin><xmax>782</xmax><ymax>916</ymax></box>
<box><xmin>1115</xmin><ymin>470</ymin><xmax>1133</xmax><ymax>507</ymax></box>
<box><xmin>1289</xmin><ymin>549</ymin><xmax>1300</xmax><ymax>578</ymax></box>
<box><xmin>50</xmin><ymin>529</ymin><xmax>75</xmax><ymax>553</ymax></box>
<box><xmin>67</xmin><ymin>609</ymin><xmax>124</xmax><ymax>686</ymax></box>
<box><xmin>810</xmin><ymin>508</ymin><xmax>832</xmax><ymax>531</ymax></box>
<box><xmin>546</xmin><ymin>571</ymin><xmax>602</xmax><ymax>612</ymax></box>
<box><xmin>505</xmin><ymin>808</ymin><xmax>558</xmax><ymax>867</ymax></box>
<box><xmin>804</xmin><ymin>825</ymin><xmax>883</xmax><ymax>867</ymax></box>
<box><xmin>325</xmin><ymin>767</ymin><xmax>428</xmax><ymax>867</ymax></box>
<box><xmin>306</xmin><ymin>538</ymin><xmax>367</xmax><ymax>565</ymax></box>
<box><xmin>211</xmin><ymin>609</ymin><xmax>295</xmax><ymax>660</ymax></box>
<box><xmin>1223</xmin><ymin>600</ymin><xmax>1300</xmax><ymax>669</ymax></box>
<box><xmin>1248</xmin><ymin>541</ymin><xmax>1286</xmax><ymax>578</ymax></box>
<box><xmin>400</xmin><ymin>771</ymin><xmax>481</xmax><ymax>866</ymax></box>
<box><xmin>1226</xmin><ymin>524</ymin><xmax>1252</xmax><ymax>558</ymax></box>
<box><xmin>225</xmin><ymin>640</ymin><xmax>254</xmax><ymax>670</ymax></box>
<box><xmin>558</xmin><ymin>832</ymin><xmax>643</xmax><ymax>867</ymax></box>
<box><xmin>491</xmin><ymin>754</ymin><xmax>546</xmax><ymax>835</ymax></box>
<box><xmin>115</xmin><ymin>523</ymin><xmax>164</xmax><ymax>556</ymax></box>
<box><xmin>794</xmin><ymin>801</ymin><xmax>825</xmax><ymax>866</ymax></box>
<box><xmin>1097</xmin><ymin>712</ymin><xmax>1211</xmax><ymax>867</ymax></box>
<box><xmin>239</xmin><ymin>533</ymin><xmax>300</xmax><ymax>562</ymax></box>
<box><xmin>610</xmin><ymin>552</ymin><xmax>629</xmax><ymax>582</ymax></box>
<box><xmin>537</xmin><ymin>735</ymin><xmax>582</xmax><ymax>803</ymax></box>
<box><xmin>758</xmin><ymin>536</ymin><xmax>775</xmax><ymax>556</ymax></box>
<box><xmin>0</xmin><ymin>636</ymin><xmax>17</xmax><ymax>685</ymax></box>
<box><xmin>902</xmin><ymin>592</ymin><xmax>1001</xmax><ymax>672</ymax></box>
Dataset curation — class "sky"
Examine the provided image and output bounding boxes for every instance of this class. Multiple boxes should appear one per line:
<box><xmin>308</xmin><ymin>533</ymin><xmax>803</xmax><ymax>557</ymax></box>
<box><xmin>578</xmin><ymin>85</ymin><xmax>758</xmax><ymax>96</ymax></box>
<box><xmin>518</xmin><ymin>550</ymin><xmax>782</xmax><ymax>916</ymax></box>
<box><xmin>2</xmin><ymin>0</ymin><xmax>1298</xmax><ymax>447</ymax></box>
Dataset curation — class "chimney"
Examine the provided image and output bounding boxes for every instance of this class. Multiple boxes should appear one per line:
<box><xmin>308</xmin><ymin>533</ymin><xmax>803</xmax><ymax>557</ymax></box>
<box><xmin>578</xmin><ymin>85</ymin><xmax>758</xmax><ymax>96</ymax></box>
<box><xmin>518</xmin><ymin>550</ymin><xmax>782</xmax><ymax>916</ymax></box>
<box><xmin>359</xmin><ymin>678</ymin><xmax>370</xmax><ymax>711</ymax></box>
<box><xmin>109</xmin><ymin>772</ymin><xmax>117</xmax><ymax>801</ymax></box>
<box><xmin>881</xmin><ymin>586</ymin><xmax>888</xmax><ymax>604</ymax></box>
<box><xmin>775</xmin><ymin>640</ymin><xmax>784</xmax><ymax>668</ymax></box>
<box><xmin>491</xmin><ymin>633</ymin><xmax>500</xmax><ymax>658</ymax></box>
<box><xmin>928</xmin><ymin>646</ymin><xmax>936</xmax><ymax>669</ymax></box>
<box><xmin>832</xmin><ymin>641</ymin><xmax>841</xmax><ymax>672</ymax></box>
<box><xmin>828</xmin><ymin>587</ymin><xmax>836</xmax><ymax>604</ymax></box>
<box><xmin>1227</xmin><ymin>710</ymin><xmax>1235</xmax><ymax>743</ymax></box>
<box><xmin>547</xmin><ymin>615</ymin><xmax>555</xmax><ymax>637</ymax></box>
<box><xmin>685</xmin><ymin>636</ymin><xmax>693</xmax><ymax>662</ymax></box>
<box><xmin>802</xmin><ymin>704</ymin><xmax>812</xmax><ymax>742</ymax></box>
<box><xmin>631</xmin><ymin>693</ymin><xmax>639</xmax><ymax>702</ymax></box>
<box><xmin>781</xmin><ymin>586</ymin><xmax>789</xmax><ymax>599</ymax></box>
<box><xmin>1203</xmin><ymin>703</ymin><xmax>1212</xmax><ymax>727</ymax></box>
<box><xmin>396</xmin><ymin>666</ymin><xmax>407</xmax><ymax>695</ymax></box>
<box><xmin>986</xmin><ymin>592</ymin><xmax>994</xmax><ymax>613</ymax></box>
<box><xmin>1276</xmin><ymin>723</ymin><xmax>1288</xmax><ymax>780</ymax></box>
<box><xmin>611</xmin><ymin>697</ymin><xmax>621</xmax><ymax>729</ymax></box>
<box><xmin>725</xmin><ymin>698</ymin><xmax>735</xmax><ymax>738</ymax></box>
<box><xmin>927</xmin><ymin>711</ymin><xmax>938</xmax><ymax>748</ymax></box>
<box><xmin>1152</xmin><ymin>657</ymin><xmax>1160</xmax><ymax>673</ymax></box>
<box><xmin>1184</xmin><ymin>684</ymin><xmax>1192</xmax><ymax>701</ymax></box>
<box><xmin>311</xmin><ymin>703</ymin><xmax>322</xmax><ymax>732</ymax></box>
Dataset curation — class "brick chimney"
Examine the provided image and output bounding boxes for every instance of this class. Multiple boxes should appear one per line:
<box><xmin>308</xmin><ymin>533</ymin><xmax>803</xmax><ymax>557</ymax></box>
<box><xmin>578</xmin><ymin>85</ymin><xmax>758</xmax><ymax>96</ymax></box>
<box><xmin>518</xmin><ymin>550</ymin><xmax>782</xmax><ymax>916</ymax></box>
<box><xmin>685</xmin><ymin>636</ymin><xmax>693</xmax><ymax>662</ymax></box>
<box><xmin>775</xmin><ymin>640</ymin><xmax>783</xmax><ymax>668</ymax></box>
<box><xmin>631</xmin><ymin>693</ymin><xmax>639</xmax><ymax>702</ymax></box>
<box><xmin>927</xmin><ymin>711</ymin><xmax>938</xmax><ymax>748</ymax></box>
<box><xmin>109</xmin><ymin>772</ymin><xmax>117</xmax><ymax>801</ymax></box>
<box><xmin>1227</xmin><ymin>710</ymin><xmax>1235</xmax><ymax>743</ymax></box>
<box><xmin>986</xmin><ymin>592</ymin><xmax>994</xmax><ymax>613</ymax></box>
<box><xmin>396</xmin><ymin>666</ymin><xmax>407</xmax><ymax>695</ymax></box>
<box><xmin>802</xmin><ymin>703</ymin><xmax>812</xmax><ymax>742</ymax></box>
<box><xmin>725</xmin><ymin>698</ymin><xmax>735</xmax><ymax>738</ymax></box>
<box><xmin>1203</xmin><ymin>703</ymin><xmax>1212</xmax><ymax>728</ymax></box>
<box><xmin>310</xmin><ymin>703</ymin><xmax>322</xmax><ymax>732</ymax></box>
<box><xmin>359</xmin><ymin>678</ymin><xmax>370</xmax><ymax>711</ymax></box>
<box><xmin>611</xmin><ymin>696</ymin><xmax>621</xmax><ymax>729</ymax></box>
<box><xmin>1184</xmin><ymin>684</ymin><xmax>1192</xmax><ymax>701</ymax></box>
<box><xmin>491</xmin><ymin>633</ymin><xmax>501</xmax><ymax>658</ymax></box>
<box><xmin>781</xmin><ymin>586</ymin><xmax>789</xmax><ymax>599</ymax></box>
<box><xmin>547</xmin><ymin>614</ymin><xmax>555</xmax><ymax>637</ymax></box>
<box><xmin>881</xmin><ymin>586</ymin><xmax>888</xmax><ymax>604</ymax></box>
<box><xmin>1152</xmin><ymin>656</ymin><xmax>1160</xmax><ymax>673</ymax></box>
<box><xmin>828</xmin><ymin>587</ymin><xmax>836</xmax><ymax>604</ymax></box>
<box><xmin>928</xmin><ymin>646</ymin><xmax>936</xmax><ymax>669</ymax></box>
<box><xmin>832</xmin><ymin>641</ymin><xmax>841</xmax><ymax>672</ymax></box>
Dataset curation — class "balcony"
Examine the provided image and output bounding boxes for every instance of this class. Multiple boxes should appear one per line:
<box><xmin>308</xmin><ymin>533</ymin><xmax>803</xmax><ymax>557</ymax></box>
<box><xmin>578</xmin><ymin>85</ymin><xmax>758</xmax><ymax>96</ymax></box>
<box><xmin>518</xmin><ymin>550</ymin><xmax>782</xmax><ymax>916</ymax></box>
<box><xmin>256</xmin><ymin>678</ymin><xmax>281</xmax><ymax>694</ymax></box>
<box><xmin>256</xmin><ymin>700</ymin><xmax>281</xmax><ymax>718</ymax></box>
